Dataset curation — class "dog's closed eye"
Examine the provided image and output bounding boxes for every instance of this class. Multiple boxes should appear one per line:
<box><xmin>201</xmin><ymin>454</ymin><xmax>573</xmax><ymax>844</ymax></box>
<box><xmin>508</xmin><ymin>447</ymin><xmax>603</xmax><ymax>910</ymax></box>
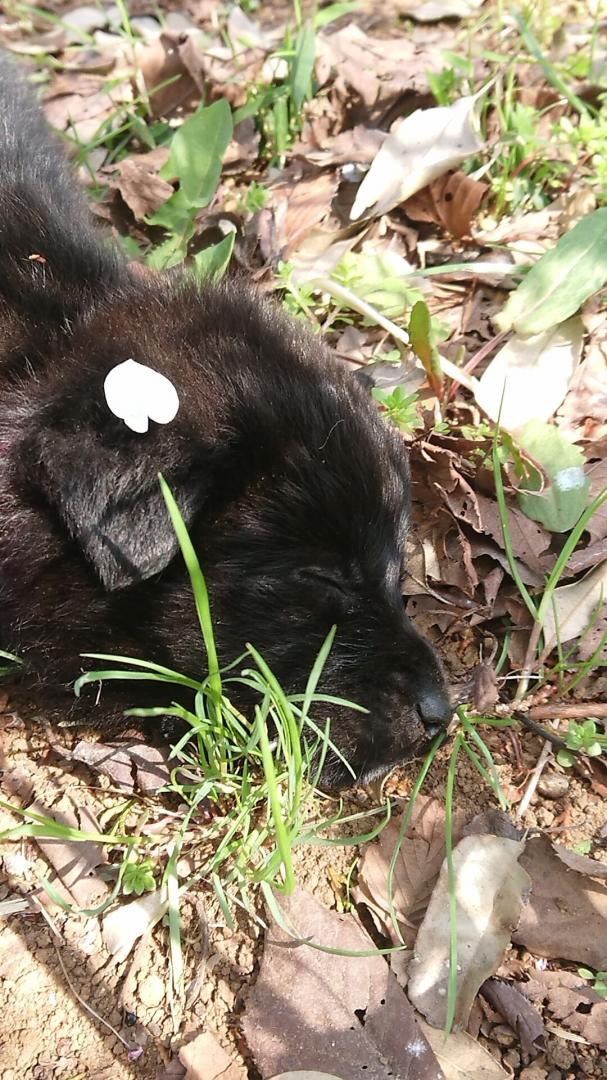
<box><xmin>295</xmin><ymin>568</ymin><xmax>351</xmax><ymax>598</ymax></box>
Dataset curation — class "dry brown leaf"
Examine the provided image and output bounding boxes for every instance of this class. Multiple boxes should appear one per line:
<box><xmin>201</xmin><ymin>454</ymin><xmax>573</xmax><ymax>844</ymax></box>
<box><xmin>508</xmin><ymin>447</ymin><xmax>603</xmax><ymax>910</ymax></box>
<box><xmin>584</xmin><ymin>456</ymin><xmax>607</xmax><ymax>545</ymax></box>
<box><xmin>551</xmin><ymin>842</ymin><xmax>607</xmax><ymax>880</ymax></box>
<box><xmin>32</xmin><ymin>803</ymin><xmax>109</xmax><ymax>907</ymax></box>
<box><xmin>69</xmin><ymin>739</ymin><xmax>172</xmax><ymax>794</ymax></box>
<box><xmin>110</xmin><ymin>150</ymin><xmax>172</xmax><ymax>220</ymax></box>
<box><xmin>136</xmin><ymin>31</ymin><xmax>205</xmax><ymax>117</ymax></box>
<box><xmin>178</xmin><ymin>1031</ymin><xmax>246</xmax><ymax>1080</ymax></box>
<box><xmin>102</xmin><ymin>889</ymin><xmax>168</xmax><ymax>962</ymax></box>
<box><xmin>315</xmin><ymin>24</ymin><xmax>440</xmax><ymax>122</ymax></box>
<box><xmin>513</xmin><ymin>836</ymin><xmax>607</xmax><ymax>969</ymax></box>
<box><xmin>521</xmin><ymin>970</ymin><xmax>607</xmax><ymax>1050</ymax></box>
<box><xmin>558</xmin><ymin>335</ymin><xmax>607</xmax><ymax>444</ymax></box>
<box><xmin>355</xmin><ymin>795</ymin><xmax>466</xmax><ymax>944</ymax></box>
<box><xmin>403</xmin><ymin>171</ymin><xmax>488</xmax><ymax>238</ymax></box>
<box><xmin>416</xmin><ymin>1020</ymin><xmax>510</xmax><ymax>1079</ymax></box>
<box><xmin>408</xmin><ymin>834</ymin><xmax>530</xmax><ymax>1029</ymax></box>
<box><xmin>261</xmin><ymin>168</ymin><xmax>340</xmax><ymax>260</ymax></box>
<box><xmin>541</xmin><ymin>559</ymin><xmax>607</xmax><ymax>651</ymax></box>
<box><xmin>243</xmin><ymin>886</ymin><xmax>444</xmax><ymax>1079</ymax></box>
<box><xmin>300</xmin><ymin>125</ymin><xmax>385</xmax><ymax>167</ymax></box>
<box><xmin>481</xmin><ymin>978</ymin><xmax>545</xmax><ymax>1059</ymax></box>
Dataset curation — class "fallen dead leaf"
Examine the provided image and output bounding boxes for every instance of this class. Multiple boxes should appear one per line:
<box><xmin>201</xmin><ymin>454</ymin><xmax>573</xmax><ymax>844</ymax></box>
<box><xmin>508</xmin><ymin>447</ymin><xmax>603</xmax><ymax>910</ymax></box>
<box><xmin>513</xmin><ymin>836</ymin><xmax>607</xmax><ymax>969</ymax></box>
<box><xmin>403</xmin><ymin>170</ymin><xmax>489</xmax><ymax>238</ymax></box>
<box><xmin>474</xmin><ymin>317</ymin><xmax>584</xmax><ymax>431</ymax></box>
<box><xmin>521</xmin><ymin>969</ymin><xmax>607</xmax><ymax>1051</ymax></box>
<box><xmin>243</xmin><ymin>886</ymin><xmax>444</xmax><ymax>1079</ymax></box>
<box><xmin>350</xmin><ymin>96</ymin><xmax>483</xmax><ymax>221</ymax></box>
<box><xmin>261</xmin><ymin>167</ymin><xmax>340</xmax><ymax>261</ymax></box>
<box><xmin>408</xmin><ymin>833</ymin><xmax>530</xmax><ymax>1028</ymax></box>
<box><xmin>103</xmin><ymin>889</ymin><xmax>168</xmax><ymax>963</ymax></box>
<box><xmin>391</xmin><ymin>0</ymin><xmax>485</xmax><ymax>20</ymax></box>
<box><xmin>315</xmin><ymin>24</ymin><xmax>441</xmax><ymax>123</ymax></box>
<box><xmin>558</xmin><ymin>333</ymin><xmax>607</xmax><ymax>444</ymax></box>
<box><xmin>481</xmin><ymin>978</ymin><xmax>545</xmax><ymax>1059</ymax></box>
<box><xmin>178</xmin><ymin>1030</ymin><xmax>246</xmax><ymax>1080</ymax></box>
<box><xmin>110</xmin><ymin>150</ymin><xmax>172</xmax><ymax>220</ymax></box>
<box><xmin>300</xmin><ymin>125</ymin><xmax>385</xmax><ymax>167</ymax></box>
<box><xmin>551</xmin><ymin>842</ymin><xmax>607</xmax><ymax>880</ymax></box>
<box><xmin>32</xmin><ymin>803</ymin><xmax>109</xmax><ymax>908</ymax></box>
<box><xmin>355</xmin><ymin>795</ymin><xmax>466</xmax><ymax>944</ymax></box>
<box><xmin>136</xmin><ymin>30</ymin><xmax>205</xmax><ymax>117</ymax></box>
<box><xmin>541</xmin><ymin>559</ymin><xmax>607</xmax><ymax>652</ymax></box>
<box><xmin>417</xmin><ymin>1020</ymin><xmax>510</xmax><ymax>1079</ymax></box>
<box><xmin>69</xmin><ymin>739</ymin><xmax>172</xmax><ymax>794</ymax></box>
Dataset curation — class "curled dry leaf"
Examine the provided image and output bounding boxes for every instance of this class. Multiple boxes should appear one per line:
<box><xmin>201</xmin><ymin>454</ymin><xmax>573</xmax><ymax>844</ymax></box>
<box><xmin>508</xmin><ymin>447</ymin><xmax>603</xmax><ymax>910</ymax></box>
<box><xmin>243</xmin><ymin>886</ymin><xmax>443</xmax><ymax>1080</ymax></box>
<box><xmin>408</xmin><ymin>834</ymin><xmax>530</xmax><ymax>1029</ymax></box>
<box><xmin>350</xmin><ymin>96</ymin><xmax>483</xmax><ymax>221</ymax></box>
<box><xmin>136</xmin><ymin>30</ymin><xmax>205</xmax><ymax>117</ymax></box>
<box><xmin>513</xmin><ymin>837</ymin><xmax>607</xmax><ymax>970</ymax></box>
<box><xmin>110</xmin><ymin>150</ymin><xmax>172</xmax><ymax>220</ymax></box>
<box><xmin>481</xmin><ymin>978</ymin><xmax>545</xmax><ymax>1059</ymax></box>
<box><xmin>551</xmin><ymin>842</ymin><xmax>607</xmax><ymax>881</ymax></box>
<box><xmin>301</xmin><ymin>125</ymin><xmax>385</xmax><ymax>167</ymax></box>
<box><xmin>102</xmin><ymin>889</ymin><xmax>168</xmax><ymax>963</ymax></box>
<box><xmin>403</xmin><ymin>170</ymin><xmax>489</xmax><ymax>238</ymax></box>
<box><xmin>474</xmin><ymin>317</ymin><xmax>583</xmax><ymax>431</ymax></box>
<box><xmin>558</xmin><ymin>335</ymin><xmax>607</xmax><ymax>444</ymax></box>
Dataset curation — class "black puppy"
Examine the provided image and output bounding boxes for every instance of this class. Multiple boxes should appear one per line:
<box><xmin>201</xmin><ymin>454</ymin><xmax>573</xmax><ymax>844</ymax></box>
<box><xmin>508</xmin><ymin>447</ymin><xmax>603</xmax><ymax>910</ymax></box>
<box><xmin>0</xmin><ymin>54</ymin><xmax>451</xmax><ymax>786</ymax></box>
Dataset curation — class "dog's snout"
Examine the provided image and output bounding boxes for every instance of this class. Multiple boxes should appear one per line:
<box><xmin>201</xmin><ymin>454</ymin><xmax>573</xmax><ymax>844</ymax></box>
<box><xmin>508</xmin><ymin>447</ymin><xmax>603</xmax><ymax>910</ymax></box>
<box><xmin>415</xmin><ymin>687</ymin><xmax>453</xmax><ymax>732</ymax></box>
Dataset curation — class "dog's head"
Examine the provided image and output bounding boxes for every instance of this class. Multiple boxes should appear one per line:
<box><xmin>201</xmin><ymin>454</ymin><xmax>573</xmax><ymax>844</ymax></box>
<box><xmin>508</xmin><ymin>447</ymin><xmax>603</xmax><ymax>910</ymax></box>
<box><xmin>21</xmin><ymin>275</ymin><xmax>451</xmax><ymax>787</ymax></box>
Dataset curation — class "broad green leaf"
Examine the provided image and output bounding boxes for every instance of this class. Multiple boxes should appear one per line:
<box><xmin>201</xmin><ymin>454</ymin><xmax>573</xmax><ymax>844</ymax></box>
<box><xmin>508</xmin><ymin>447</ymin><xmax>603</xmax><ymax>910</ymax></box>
<box><xmin>290</xmin><ymin>22</ymin><xmax>316</xmax><ymax>110</ymax></box>
<box><xmin>192</xmin><ymin>231</ymin><xmax>235</xmax><ymax>282</ymax></box>
<box><xmin>496</xmin><ymin>208</ymin><xmax>607</xmax><ymax>336</ymax></box>
<box><xmin>147</xmin><ymin>188</ymin><xmax>194</xmax><ymax>235</ymax></box>
<box><xmin>516</xmin><ymin>420</ymin><xmax>590</xmax><ymax>532</ymax></box>
<box><xmin>408</xmin><ymin>300</ymin><xmax>443</xmax><ymax>396</ymax></box>
<box><xmin>159</xmin><ymin>99</ymin><xmax>233</xmax><ymax>206</ymax></box>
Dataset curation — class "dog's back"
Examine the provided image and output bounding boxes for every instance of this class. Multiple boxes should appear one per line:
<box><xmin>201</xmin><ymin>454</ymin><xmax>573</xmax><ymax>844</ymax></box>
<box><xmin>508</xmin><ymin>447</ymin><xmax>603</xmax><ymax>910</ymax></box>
<box><xmin>0</xmin><ymin>52</ymin><xmax>123</xmax><ymax>345</ymax></box>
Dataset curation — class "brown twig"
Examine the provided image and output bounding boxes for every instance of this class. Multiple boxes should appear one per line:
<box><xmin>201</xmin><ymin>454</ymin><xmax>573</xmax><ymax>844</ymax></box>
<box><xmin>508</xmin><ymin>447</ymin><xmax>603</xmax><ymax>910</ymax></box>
<box><xmin>530</xmin><ymin>702</ymin><xmax>607</xmax><ymax>721</ymax></box>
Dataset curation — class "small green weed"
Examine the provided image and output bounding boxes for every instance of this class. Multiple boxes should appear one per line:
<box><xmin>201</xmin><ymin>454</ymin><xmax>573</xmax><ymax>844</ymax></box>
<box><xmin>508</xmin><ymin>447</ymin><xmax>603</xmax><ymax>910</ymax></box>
<box><xmin>578</xmin><ymin>968</ymin><xmax>607</xmax><ymax>998</ymax></box>
<box><xmin>372</xmin><ymin>386</ymin><xmax>422</xmax><ymax>437</ymax></box>
<box><xmin>122</xmin><ymin>855</ymin><xmax>157</xmax><ymax>896</ymax></box>
<box><xmin>556</xmin><ymin>719</ymin><xmax>607</xmax><ymax>768</ymax></box>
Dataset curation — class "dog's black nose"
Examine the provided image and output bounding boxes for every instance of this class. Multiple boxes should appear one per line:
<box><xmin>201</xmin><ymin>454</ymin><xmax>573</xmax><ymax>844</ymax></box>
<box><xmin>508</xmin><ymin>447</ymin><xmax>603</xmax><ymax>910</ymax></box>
<box><xmin>416</xmin><ymin>688</ymin><xmax>453</xmax><ymax>736</ymax></box>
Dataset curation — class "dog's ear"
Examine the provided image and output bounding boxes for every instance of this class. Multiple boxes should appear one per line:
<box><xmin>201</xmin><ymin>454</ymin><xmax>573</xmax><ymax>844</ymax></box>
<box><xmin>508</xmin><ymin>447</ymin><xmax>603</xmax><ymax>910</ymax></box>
<box><xmin>31</xmin><ymin>427</ymin><xmax>207</xmax><ymax>591</ymax></box>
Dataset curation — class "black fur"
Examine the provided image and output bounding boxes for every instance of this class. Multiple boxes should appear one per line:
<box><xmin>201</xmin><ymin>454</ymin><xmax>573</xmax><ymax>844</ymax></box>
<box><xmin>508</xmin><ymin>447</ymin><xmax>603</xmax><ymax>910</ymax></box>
<box><xmin>0</xmin><ymin>54</ymin><xmax>451</xmax><ymax>787</ymax></box>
